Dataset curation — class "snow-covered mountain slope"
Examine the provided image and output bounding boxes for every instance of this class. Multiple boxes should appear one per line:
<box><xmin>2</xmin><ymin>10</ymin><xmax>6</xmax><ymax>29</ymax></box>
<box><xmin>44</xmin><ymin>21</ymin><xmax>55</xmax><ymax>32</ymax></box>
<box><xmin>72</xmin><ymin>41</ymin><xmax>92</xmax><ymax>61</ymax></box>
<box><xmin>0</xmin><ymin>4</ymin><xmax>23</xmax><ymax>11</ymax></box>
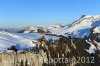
<box><xmin>47</xmin><ymin>24</ymin><xmax>66</xmax><ymax>34</ymax></box>
<box><xmin>23</xmin><ymin>26</ymin><xmax>39</xmax><ymax>33</ymax></box>
<box><xmin>93</xmin><ymin>26</ymin><xmax>100</xmax><ymax>33</ymax></box>
<box><xmin>0</xmin><ymin>31</ymin><xmax>36</xmax><ymax>50</ymax></box>
<box><xmin>0</xmin><ymin>31</ymin><xmax>59</xmax><ymax>50</ymax></box>
<box><xmin>58</xmin><ymin>15</ymin><xmax>100</xmax><ymax>38</ymax></box>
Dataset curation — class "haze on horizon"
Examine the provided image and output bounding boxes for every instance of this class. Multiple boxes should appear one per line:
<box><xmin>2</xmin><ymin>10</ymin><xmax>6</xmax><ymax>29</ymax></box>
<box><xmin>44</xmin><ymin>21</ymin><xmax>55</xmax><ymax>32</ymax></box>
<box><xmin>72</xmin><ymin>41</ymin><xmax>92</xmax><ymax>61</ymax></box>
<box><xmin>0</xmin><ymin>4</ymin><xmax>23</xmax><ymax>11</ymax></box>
<box><xmin>0</xmin><ymin>0</ymin><xmax>100</xmax><ymax>27</ymax></box>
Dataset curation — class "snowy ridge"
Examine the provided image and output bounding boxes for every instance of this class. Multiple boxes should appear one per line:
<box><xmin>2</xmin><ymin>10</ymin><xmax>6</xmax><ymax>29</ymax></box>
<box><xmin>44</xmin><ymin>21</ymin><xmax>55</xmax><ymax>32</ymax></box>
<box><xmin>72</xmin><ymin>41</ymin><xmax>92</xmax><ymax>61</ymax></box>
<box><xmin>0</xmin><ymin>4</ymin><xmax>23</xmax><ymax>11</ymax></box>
<box><xmin>58</xmin><ymin>15</ymin><xmax>100</xmax><ymax>38</ymax></box>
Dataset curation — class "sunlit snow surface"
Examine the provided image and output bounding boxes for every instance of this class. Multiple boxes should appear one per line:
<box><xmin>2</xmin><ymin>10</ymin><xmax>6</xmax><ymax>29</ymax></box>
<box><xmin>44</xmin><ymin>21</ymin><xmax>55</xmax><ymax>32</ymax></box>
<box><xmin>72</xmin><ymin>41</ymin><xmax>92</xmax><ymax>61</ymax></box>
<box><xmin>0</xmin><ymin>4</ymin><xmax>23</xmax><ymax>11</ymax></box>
<box><xmin>57</xmin><ymin>15</ymin><xmax>100</xmax><ymax>38</ymax></box>
<box><xmin>0</xmin><ymin>31</ymin><xmax>59</xmax><ymax>50</ymax></box>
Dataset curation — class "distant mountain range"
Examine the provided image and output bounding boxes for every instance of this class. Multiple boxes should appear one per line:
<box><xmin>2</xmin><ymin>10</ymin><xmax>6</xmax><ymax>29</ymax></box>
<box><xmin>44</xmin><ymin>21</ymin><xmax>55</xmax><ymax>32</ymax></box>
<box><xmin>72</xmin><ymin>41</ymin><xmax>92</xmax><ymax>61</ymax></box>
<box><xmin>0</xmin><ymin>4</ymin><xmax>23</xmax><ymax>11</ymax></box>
<box><xmin>1</xmin><ymin>15</ymin><xmax>100</xmax><ymax>38</ymax></box>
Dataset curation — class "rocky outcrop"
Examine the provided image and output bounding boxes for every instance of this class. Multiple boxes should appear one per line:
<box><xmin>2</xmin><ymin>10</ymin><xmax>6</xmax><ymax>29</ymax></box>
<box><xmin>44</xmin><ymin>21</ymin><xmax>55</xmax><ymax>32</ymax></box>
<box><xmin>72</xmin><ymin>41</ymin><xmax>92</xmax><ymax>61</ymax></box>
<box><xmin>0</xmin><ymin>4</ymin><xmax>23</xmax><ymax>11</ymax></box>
<box><xmin>0</xmin><ymin>51</ymin><xmax>47</xmax><ymax>66</ymax></box>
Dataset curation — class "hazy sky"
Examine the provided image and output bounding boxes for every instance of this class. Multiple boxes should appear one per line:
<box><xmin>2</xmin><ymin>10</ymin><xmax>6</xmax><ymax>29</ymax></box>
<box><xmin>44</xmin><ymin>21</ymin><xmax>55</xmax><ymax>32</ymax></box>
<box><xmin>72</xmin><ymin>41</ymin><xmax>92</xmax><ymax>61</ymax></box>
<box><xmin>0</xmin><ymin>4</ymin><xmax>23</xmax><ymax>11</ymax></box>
<box><xmin>0</xmin><ymin>0</ymin><xmax>100</xmax><ymax>27</ymax></box>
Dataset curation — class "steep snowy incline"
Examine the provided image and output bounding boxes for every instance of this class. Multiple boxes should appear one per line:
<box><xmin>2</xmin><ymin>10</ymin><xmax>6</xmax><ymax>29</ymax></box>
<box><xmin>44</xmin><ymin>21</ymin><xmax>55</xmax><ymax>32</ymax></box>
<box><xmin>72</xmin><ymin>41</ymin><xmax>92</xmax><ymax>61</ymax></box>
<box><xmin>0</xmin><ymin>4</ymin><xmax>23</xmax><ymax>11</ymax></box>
<box><xmin>58</xmin><ymin>15</ymin><xmax>100</xmax><ymax>38</ymax></box>
<box><xmin>0</xmin><ymin>31</ymin><xmax>36</xmax><ymax>50</ymax></box>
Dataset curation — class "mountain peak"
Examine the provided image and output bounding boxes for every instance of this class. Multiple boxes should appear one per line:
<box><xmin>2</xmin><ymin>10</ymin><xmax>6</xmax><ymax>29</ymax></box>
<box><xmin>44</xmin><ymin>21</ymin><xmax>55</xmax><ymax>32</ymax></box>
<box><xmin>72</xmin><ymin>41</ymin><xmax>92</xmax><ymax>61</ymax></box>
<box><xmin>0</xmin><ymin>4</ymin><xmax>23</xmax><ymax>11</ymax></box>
<box><xmin>58</xmin><ymin>15</ymin><xmax>100</xmax><ymax>38</ymax></box>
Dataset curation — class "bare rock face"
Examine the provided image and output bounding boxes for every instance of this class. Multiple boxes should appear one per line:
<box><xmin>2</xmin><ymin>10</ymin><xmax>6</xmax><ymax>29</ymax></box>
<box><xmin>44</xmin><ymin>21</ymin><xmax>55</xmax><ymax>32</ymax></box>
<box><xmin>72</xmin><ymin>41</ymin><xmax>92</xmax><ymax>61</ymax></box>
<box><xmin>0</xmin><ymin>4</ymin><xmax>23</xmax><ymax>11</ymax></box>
<box><xmin>0</xmin><ymin>51</ymin><xmax>16</xmax><ymax>66</ymax></box>
<box><xmin>0</xmin><ymin>51</ymin><xmax>47</xmax><ymax>66</ymax></box>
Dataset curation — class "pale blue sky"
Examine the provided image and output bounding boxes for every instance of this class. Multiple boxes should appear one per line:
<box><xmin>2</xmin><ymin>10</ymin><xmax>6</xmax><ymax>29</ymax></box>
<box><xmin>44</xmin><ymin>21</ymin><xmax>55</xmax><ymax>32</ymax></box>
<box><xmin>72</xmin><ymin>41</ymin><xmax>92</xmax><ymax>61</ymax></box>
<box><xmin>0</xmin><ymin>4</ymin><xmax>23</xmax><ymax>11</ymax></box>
<box><xmin>0</xmin><ymin>0</ymin><xmax>100</xmax><ymax>27</ymax></box>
